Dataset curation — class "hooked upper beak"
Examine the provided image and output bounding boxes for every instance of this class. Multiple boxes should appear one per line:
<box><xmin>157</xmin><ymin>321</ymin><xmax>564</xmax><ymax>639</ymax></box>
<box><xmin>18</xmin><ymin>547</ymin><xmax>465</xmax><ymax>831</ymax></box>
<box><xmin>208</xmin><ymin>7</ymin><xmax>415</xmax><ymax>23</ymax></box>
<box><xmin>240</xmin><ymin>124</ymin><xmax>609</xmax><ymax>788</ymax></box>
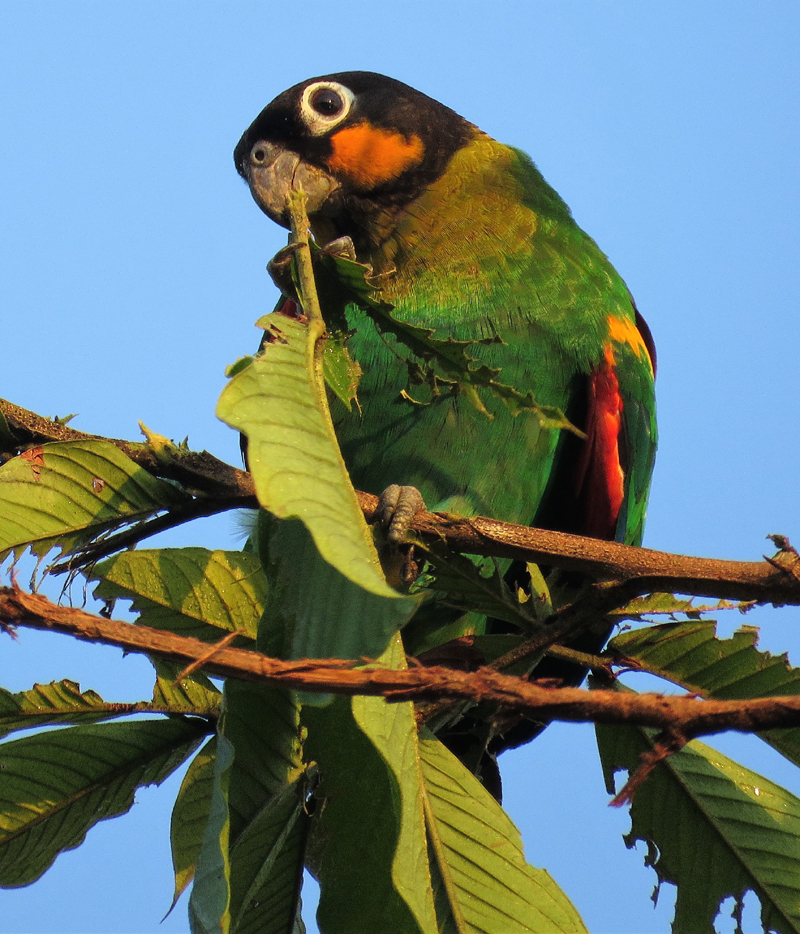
<box><xmin>241</xmin><ymin>140</ymin><xmax>341</xmax><ymax>228</ymax></box>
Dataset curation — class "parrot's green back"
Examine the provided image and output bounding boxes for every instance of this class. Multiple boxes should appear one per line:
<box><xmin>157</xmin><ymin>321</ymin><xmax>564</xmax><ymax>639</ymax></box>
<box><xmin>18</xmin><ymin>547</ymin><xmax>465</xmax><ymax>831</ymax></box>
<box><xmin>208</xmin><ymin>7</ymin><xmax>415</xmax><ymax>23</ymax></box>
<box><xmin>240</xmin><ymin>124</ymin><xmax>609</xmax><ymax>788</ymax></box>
<box><xmin>330</xmin><ymin>135</ymin><xmax>656</xmax><ymax>547</ymax></box>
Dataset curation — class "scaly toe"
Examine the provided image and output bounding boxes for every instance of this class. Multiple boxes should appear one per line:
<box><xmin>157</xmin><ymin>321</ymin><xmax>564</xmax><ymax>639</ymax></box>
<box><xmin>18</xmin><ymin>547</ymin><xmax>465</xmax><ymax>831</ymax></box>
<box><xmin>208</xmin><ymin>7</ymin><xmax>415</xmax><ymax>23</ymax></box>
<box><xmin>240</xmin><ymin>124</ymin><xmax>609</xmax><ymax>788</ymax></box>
<box><xmin>377</xmin><ymin>484</ymin><xmax>426</xmax><ymax>544</ymax></box>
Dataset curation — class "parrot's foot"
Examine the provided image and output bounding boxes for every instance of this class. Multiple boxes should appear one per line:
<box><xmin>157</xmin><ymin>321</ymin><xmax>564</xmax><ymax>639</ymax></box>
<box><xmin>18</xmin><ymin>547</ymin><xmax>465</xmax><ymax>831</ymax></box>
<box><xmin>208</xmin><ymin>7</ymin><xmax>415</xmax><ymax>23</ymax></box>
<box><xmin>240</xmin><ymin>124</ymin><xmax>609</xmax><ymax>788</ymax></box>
<box><xmin>319</xmin><ymin>235</ymin><xmax>357</xmax><ymax>262</ymax></box>
<box><xmin>376</xmin><ymin>484</ymin><xmax>426</xmax><ymax>545</ymax></box>
<box><xmin>267</xmin><ymin>236</ymin><xmax>360</xmax><ymax>299</ymax></box>
<box><xmin>267</xmin><ymin>242</ymin><xmax>302</xmax><ymax>299</ymax></box>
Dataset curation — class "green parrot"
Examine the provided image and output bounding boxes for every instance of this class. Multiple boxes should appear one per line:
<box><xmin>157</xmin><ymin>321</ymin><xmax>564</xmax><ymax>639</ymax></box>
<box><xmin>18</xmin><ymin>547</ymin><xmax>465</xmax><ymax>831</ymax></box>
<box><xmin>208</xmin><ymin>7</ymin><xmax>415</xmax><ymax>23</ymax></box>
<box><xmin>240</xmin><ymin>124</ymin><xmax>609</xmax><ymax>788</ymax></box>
<box><xmin>234</xmin><ymin>72</ymin><xmax>657</xmax><ymax>785</ymax></box>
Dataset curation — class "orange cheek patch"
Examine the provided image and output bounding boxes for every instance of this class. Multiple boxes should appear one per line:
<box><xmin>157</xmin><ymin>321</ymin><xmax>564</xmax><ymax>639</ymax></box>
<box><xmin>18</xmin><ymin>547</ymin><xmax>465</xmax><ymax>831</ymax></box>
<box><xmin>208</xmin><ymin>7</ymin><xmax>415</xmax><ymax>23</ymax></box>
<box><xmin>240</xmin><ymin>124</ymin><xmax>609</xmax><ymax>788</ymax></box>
<box><xmin>607</xmin><ymin>314</ymin><xmax>654</xmax><ymax>374</ymax></box>
<box><xmin>327</xmin><ymin>123</ymin><xmax>425</xmax><ymax>190</ymax></box>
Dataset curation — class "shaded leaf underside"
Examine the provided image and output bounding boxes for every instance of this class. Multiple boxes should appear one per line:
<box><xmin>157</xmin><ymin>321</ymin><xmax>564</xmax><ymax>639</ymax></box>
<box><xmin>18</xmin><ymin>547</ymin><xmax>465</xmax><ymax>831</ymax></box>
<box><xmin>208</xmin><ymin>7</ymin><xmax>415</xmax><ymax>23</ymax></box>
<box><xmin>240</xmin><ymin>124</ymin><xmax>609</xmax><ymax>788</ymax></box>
<box><xmin>0</xmin><ymin>718</ymin><xmax>208</xmax><ymax>888</ymax></box>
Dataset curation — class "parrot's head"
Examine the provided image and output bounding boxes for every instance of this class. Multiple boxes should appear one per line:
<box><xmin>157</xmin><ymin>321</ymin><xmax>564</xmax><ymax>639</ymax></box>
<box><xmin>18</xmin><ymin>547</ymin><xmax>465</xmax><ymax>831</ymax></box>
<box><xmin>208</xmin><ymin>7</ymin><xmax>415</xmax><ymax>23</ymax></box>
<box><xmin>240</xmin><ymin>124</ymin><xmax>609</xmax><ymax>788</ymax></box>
<box><xmin>234</xmin><ymin>72</ymin><xmax>474</xmax><ymax>241</ymax></box>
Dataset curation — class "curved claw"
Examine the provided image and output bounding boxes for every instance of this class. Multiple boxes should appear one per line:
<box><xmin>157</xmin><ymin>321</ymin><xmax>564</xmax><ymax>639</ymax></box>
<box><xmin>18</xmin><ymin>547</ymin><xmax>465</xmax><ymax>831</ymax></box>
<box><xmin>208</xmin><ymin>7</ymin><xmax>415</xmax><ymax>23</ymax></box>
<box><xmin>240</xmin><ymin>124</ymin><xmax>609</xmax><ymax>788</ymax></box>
<box><xmin>320</xmin><ymin>235</ymin><xmax>357</xmax><ymax>262</ymax></box>
<box><xmin>267</xmin><ymin>242</ymin><xmax>303</xmax><ymax>299</ymax></box>
<box><xmin>377</xmin><ymin>484</ymin><xmax>426</xmax><ymax>544</ymax></box>
<box><xmin>268</xmin><ymin>236</ymin><xmax>359</xmax><ymax>301</ymax></box>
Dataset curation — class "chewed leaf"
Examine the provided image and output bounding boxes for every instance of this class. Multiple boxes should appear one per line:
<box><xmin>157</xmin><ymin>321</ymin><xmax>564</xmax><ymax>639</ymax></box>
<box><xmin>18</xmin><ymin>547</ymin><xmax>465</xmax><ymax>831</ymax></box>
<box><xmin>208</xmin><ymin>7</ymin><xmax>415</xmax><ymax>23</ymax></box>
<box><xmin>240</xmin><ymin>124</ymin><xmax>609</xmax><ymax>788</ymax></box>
<box><xmin>0</xmin><ymin>440</ymin><xmax>185</xmax><ymax>563</ymax></box>
<box><xmin>318</xmin><ymin>251</ymin><xmax>584</xmax><ymax>436</ymax></box>
<box><xmin>596</xmin><ymin>712</ymin><xmax>800</xmax><ymax>934</ymax></box>
<box><xmin>322</xmin><ymin>333</ymin><xmax>362</xmax><ymax>410</ymax></box>
<box><xmin>611</xmin><ymin>620</ymin><xmax>800</xmax><ymax>769</ymax></box>
<box><xmin>419</xmin><ymin>542</ymin><xmax>535</xmax><ymax>632</ymax></box>
<box><xmin>0</xmin><ymin>680</ymin><xmax>112</xmax><ymax>741</ymax></box>
<box><xmin>609</xmin><ymin>593</ymin><xmax>752</xmax><ymax>619</ymax></box>
<box><xmin>484</xmin><ymin>380</ymin><xmax>583</xmax><ymax>435</ymax></box>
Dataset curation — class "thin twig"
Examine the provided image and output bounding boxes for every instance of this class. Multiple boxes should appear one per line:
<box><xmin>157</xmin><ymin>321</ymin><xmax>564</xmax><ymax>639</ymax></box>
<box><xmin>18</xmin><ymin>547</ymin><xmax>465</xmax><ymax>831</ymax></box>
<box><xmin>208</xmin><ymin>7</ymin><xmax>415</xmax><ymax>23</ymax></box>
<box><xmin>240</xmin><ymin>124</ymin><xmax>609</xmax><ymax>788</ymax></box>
<box><xmin>175</xmin><ymin>631</ymin><xmax>240</xmax><ymax>683</ymax></box>
<box><xmin>49</xmin><ymin>495</ymin><xmax>247</xmax><ymax>575</ymax></box>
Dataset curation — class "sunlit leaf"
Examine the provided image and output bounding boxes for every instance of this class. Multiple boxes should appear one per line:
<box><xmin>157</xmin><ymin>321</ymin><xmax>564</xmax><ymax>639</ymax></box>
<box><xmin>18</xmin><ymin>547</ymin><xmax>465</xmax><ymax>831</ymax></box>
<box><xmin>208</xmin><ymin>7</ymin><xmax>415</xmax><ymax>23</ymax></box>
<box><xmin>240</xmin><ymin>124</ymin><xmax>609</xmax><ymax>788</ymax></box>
<box><xmin>611</xmin><ymin>621</ymin><xmax>800</xmax><ymax>767</ymax></box>
<box><xmin>219</xmin><ymin>309</ymin><xmax>417</xmax><ymax>661</ymax></box>
<box><xmin>91</xmin><ymin>548</ymin><xmax>265</xmax><ymax>642</ymax></box>
<box><xmin>0</xmin><ymin>440</ymin><xmax>185</xmax><ymax>563</ymax></box>
<box><xmin>419</xmin><ymin>730</ymin><xmax>588</xmax><ymax>934</ymax></box>
<box><xmin>152</xmin><ymin>661</ymin><xmax>221</xmax><ymax>716</ymax></box>
<box><xmin>0</xmin><ymin>680</ymin><xmax>115</xmax><ymax>741</ymax></box>
<box><xmin>217</xmin><ymin>311</ymin><xmax>405</xmax><ymax>600</ymax></box>
<box><xmin>609</xmin><ymin>593</ymin><xmax>751</xmax><ymax>620</ymax></box>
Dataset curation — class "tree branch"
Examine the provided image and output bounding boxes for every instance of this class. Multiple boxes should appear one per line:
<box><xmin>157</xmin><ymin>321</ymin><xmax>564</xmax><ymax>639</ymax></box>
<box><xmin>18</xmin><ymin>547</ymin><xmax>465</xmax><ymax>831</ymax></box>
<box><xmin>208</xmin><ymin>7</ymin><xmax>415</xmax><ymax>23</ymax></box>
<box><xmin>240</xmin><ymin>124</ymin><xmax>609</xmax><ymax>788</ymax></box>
<box><xmin>4</xmin><ymin>397</ymin><xmax>800</xmax><ymax>608</ymax></box>
<box><xmin>4</xmin><ymin>585</ymin><xmax>800</xmax><ymax>739</ymax></box>
<box><xmin>0</xmin><ymin>396</ymin><xmax>257</xmax><ymax>502</ymax></box>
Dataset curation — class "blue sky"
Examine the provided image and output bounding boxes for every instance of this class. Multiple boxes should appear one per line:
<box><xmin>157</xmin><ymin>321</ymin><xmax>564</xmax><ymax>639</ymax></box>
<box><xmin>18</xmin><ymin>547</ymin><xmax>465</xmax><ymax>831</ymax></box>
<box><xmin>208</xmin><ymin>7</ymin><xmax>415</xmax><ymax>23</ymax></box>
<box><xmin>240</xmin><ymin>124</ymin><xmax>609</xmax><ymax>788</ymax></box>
<box><xmin>2</xmin><ymin>3</ymin><xmax>799</xmax><ymax>932</ymax></box>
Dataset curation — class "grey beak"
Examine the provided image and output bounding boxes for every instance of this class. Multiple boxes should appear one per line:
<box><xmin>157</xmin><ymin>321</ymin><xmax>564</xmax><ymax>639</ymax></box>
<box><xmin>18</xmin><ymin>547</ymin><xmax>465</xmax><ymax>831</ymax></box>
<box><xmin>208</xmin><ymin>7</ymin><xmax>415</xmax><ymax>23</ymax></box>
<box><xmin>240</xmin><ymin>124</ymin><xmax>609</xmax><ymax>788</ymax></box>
<box><xmin>244</xmin><ymin>141</ymin><xmax>340</xmax><ymax>228</ymax></box>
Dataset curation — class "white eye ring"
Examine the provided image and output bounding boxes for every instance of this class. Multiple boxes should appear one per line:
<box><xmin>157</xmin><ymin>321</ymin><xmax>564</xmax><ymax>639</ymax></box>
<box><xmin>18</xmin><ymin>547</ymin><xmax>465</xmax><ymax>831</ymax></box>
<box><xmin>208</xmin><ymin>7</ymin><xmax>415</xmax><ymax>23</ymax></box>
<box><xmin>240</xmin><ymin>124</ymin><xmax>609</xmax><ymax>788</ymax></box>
<box><xmin>300</xmin><ymin>81</ymin><xmax>355</xmax><ymax>136</ymax></box>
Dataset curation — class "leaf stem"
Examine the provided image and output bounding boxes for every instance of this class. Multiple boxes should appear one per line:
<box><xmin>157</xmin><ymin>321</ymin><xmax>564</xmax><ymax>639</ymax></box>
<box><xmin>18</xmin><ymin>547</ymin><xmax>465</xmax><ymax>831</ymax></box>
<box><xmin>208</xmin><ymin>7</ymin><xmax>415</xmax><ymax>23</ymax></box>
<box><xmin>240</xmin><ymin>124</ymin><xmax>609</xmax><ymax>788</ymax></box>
<box><xmin>286</xmin><ymin>189</ymin><xmax>323</xmax><ymax>325</ymax></box>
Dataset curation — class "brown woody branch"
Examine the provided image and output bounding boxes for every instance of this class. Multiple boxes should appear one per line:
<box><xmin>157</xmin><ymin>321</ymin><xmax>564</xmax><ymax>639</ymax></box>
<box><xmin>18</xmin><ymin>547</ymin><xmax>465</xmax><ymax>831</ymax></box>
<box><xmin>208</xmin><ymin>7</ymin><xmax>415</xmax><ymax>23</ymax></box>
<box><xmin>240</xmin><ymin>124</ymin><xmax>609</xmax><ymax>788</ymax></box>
<box><xmin>3</xmin><ymin>397</ymin><xmax>800</xmax><ymax>607</ymax></box>
<box><xmin>3</xmin><ymin>585</ymin><xmax>800</xmax><ymax>739</ymax></box>
<box><xmin>0</xmin><ymin>397</ymin><xmax>257</xmax><ymax>502</ymax></box>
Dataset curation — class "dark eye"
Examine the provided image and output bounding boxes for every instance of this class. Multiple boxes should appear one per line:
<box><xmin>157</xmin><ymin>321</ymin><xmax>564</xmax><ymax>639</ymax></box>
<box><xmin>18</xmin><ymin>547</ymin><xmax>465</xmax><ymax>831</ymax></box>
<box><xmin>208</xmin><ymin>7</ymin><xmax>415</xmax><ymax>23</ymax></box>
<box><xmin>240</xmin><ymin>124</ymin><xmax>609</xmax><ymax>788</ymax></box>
<box><xmin>300</xmin><ymin>81</ymin><xmax>354</xmax><ymax>135</ymax></box>
<box><xmin>310</xmin><ymin>87</ymin><xmax>344</xmax><ymax>117</ymax></box>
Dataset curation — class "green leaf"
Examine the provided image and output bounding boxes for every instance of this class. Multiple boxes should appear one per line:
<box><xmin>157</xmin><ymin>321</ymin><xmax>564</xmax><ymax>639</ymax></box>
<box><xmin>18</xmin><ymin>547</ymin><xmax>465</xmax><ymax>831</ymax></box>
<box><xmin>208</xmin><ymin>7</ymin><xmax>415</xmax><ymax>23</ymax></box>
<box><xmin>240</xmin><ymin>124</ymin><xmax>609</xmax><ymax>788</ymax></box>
<box><xmin>0</xmin><ymin>677</ymin><xmax>218</xmax><ymax>745</ymax></box>
<box><xmin>222</xmin><ymin>680</ymin><xmax>307</xmax><ymax>934</ymax></box>
<box><xmin>0</xmin><ymin>718</ymin><xmax>208</xmax><ymax>887</ymax></box>
<box><xmin>218</xmin><ymin>308</ymin><xmax>416</xmax><ymax>661</ymax></box>
<box><xmin>419</xmin><ymin>543</ymin><xmax>535</xmax><ymax>632</ymax></box>
<box><xmin>0</xmin><ymin>680</ymin><xmax>115</xmax><ymax>740</ymax></box>
<box><xmin>229</xmin><ymin>778</ymin><xmax>307</xmax><ymax>934</ymax></box>
<box><xmin>418</xmin><ymin>730</ymin><xmax>588</xmax><ymax>934</ymax></box>
<box><xmin>0</xmin><ymin>440</ymin><xmax>186</xmax><ymax>562</ymax></box>
<box><xmin>171</xmin><ymin>737</ymin><xmax>218</xmax><ymax>907</ymax></box>
<box><xmin>596</xmin><ymin>716</ymin><xmax>800</xmax><ymax>934</ymax></box>
<box><xmin>259</xmin><ymin>514</ymin><xmax>418</xmax><ymax>663</ymax></box>
<box><xmin>610</xmin><ymin>621</ymin><xmax>800</xmax><ymax>767</ymax></box>
<box><xmin>303</xmin><ymin>636</ymin><xmax>438</xmax><ymax>934</ymax></box>
<box><xmin>152</xmin><ymin>661</ymin><xmax>222</xmax><ymax>716</ymax></box>
<box><xmin>217</xmin><ymin>311</ymin><xmax>411</xmax><ymax>612</ymax></box>
<box><xmin>91</xmin><ymin>548</ymin><xmax>265</xmax><ymax>642</ymax></box>
<box><xmin>317</xmin><ymin>251</ymin><xmax>584</xmax><ymax>436</ymax></box>
<box><xmin>187</xmin><ymin>681</ymin><xmax>307</xmax><ymax>934</ymax></box>
<box><xmin>189</xmin><ymin>732</ymin><xmax>235</xmax><ymax>934</ymax></box>
<box><xmin>321</xmin><ymin>332</ymin><xmax>361</xmax><ymax>410</ymax></box>
<box><xmin>609</xmin><ymin>593</ymin><xmax>750</xmax><ymax>620</ymax></box>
